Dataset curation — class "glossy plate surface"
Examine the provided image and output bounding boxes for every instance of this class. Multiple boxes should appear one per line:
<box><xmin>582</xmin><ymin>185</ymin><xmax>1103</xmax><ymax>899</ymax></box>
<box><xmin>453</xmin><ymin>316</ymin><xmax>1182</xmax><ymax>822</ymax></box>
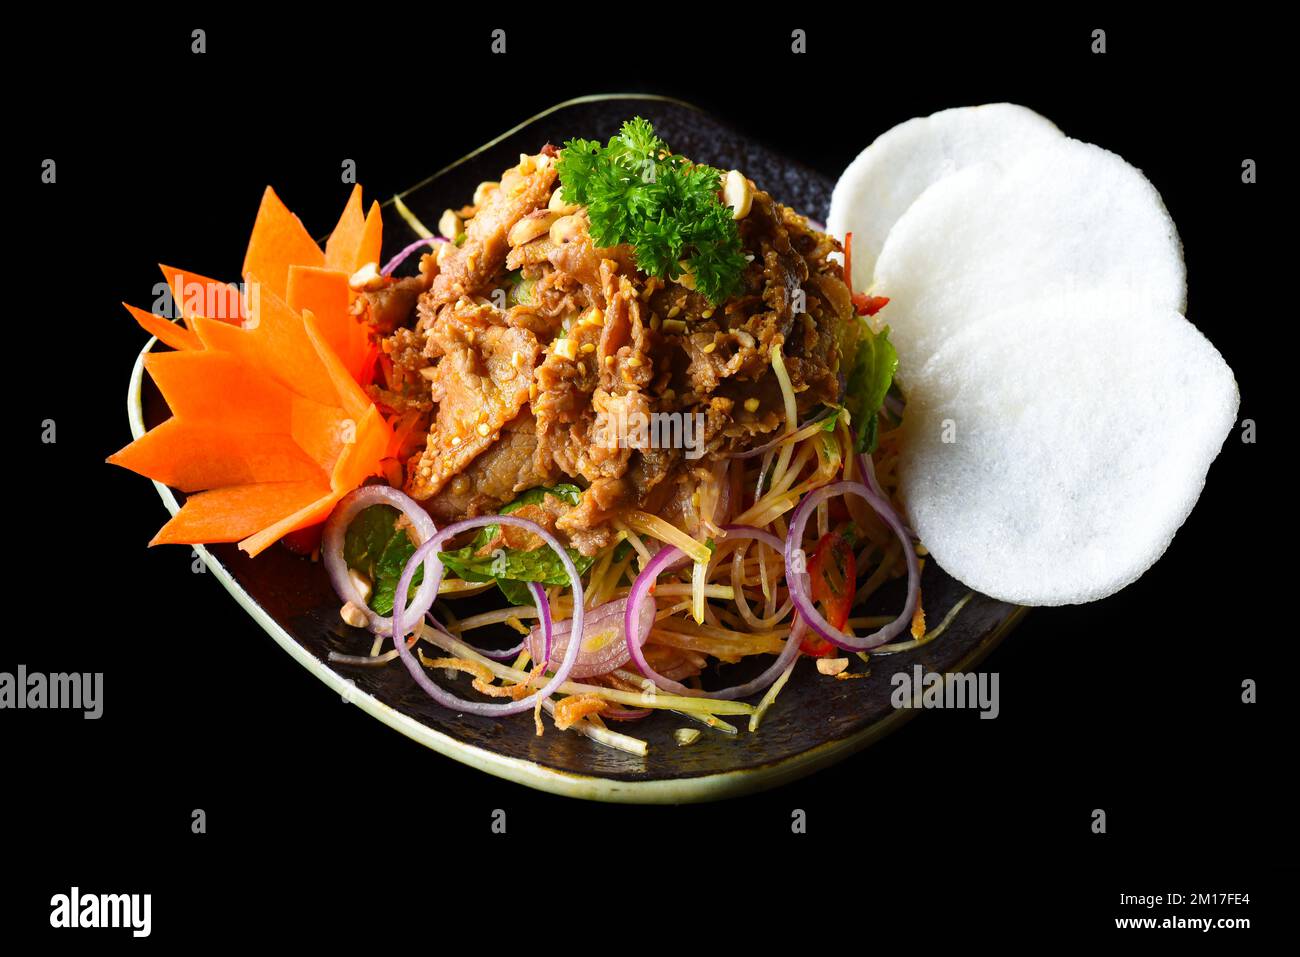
<box><xmin>128</xmin><ymin>95</ymin><xmax>1025</xmax><ymax>802</ymax></box>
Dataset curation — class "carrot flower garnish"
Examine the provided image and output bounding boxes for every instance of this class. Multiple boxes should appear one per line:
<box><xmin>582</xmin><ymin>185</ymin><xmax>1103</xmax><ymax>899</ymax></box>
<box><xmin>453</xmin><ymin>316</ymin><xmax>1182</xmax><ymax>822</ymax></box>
<box><xmin>109</xmin><ymin>186</ymin><xmax>392</xmax><ymax>556</ymax></box>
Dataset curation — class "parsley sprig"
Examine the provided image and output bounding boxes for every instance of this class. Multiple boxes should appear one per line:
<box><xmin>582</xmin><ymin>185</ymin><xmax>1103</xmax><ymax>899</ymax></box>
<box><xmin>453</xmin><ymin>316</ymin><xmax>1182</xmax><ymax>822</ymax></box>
<box><xmin>556</xmin><ymin>117</ymin><xmax>748</xmax><ymax>304</ymax></box>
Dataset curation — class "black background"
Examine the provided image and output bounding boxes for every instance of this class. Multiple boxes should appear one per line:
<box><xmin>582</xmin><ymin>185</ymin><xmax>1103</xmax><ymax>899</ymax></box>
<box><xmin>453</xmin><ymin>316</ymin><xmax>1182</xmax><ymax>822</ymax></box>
<box><xmin>8</xmin><ymin>11</ymin><xmax>1292</xmax><ymax>941</ymax></box>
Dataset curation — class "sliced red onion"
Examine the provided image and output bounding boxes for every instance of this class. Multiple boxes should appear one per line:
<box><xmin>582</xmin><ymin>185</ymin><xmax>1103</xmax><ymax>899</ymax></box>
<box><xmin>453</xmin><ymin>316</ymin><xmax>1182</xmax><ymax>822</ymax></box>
<box><xmin>785</xmin><ymin>479</ymin><xmax>919</xmax><ymax>652</ymax></box>
<box><xmin>323</xmin><ymin>486</ymin><xmax>440</xmax><ymax>637</ymax></box>
<box><xmin>390</xmin><ymin>515</ymin><xmax>583</xmax><ymax>717</ymax></box>
<box><xmin>723</xmin><ymin>525</ymin><xmax>794</xmax><ymax>629</ymax></box>
<box><xmin>527</xmin><ymin>596</ymin><xmax>650</xmax><ymax>679</ymax></box>
<box><xmin>529</xmin><ymin>581</ymin><xmax>552</xmax><ymax>667</ymax></box>
<box><xmin>425</xmin><ymin>586</ymin><xmax>545</xmax><ymax>663</ymax></box>
<box><xmin>439</xmin><ymin>582</ymin><xmax>547</xmax><ymax>662</ymax></box>
<box><xmin>623</xmin><ymin>544</ymin><xmax>803</xmax><ymax>700</ymax></box>
<box><xmin>720</xmin><ymin>525</ymin><xmax>785</xmax><ymax>561</ymax></box>
<box><xmin>726</xmin><ymin>409</ymin><xmax>834</xmax><ymax>460</ymax></box>
<box><xmin>381</xmin><ymin>237</ymin><xmax>446</xmax><ymax>276</ymax></box>
<box><xmin>423</xmin><ymin>612</ymin><xmax>456</xmax><ymax>638</ymax></box>
<box><xmin>445</xmin><ymin>636</ymin><xmax>525</xmax><ymax>661</ymax></box>
<box><xmin>857</xmin><ymin>448</ymin><xmax>888</xmax><ymax>503</ymax></box>
<box><xmin>857</xmin><ymin>451</ymin><xmax>915</xmax><ymax>540</ymax></box>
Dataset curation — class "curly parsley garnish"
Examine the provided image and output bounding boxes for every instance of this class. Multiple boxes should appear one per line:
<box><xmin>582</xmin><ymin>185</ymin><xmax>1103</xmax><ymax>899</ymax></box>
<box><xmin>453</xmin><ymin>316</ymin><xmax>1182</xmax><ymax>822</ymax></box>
<box><xmin>556</xmin><ymin>117</ymin><xmax>748</xmax><ymax>304</ymax></box>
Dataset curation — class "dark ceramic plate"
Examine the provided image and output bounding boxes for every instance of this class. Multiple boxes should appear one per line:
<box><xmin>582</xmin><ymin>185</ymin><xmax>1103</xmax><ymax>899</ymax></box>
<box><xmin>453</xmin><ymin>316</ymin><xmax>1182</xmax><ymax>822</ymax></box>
<box><xmin>127</xmin><ymin>95</ymin><xmax>1026</xmax><ymax>802</ymax></box>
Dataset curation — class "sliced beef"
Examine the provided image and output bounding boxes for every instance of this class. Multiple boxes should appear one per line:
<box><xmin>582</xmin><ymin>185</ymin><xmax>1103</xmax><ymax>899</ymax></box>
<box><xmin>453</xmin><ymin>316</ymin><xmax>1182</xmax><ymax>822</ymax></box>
<box><xmin>546</xmin><ymin>215</ymin><xmax>638</xmax><ymax>303</ymax></box>
<box><xmin>745</xmin><ymin>191</ymin><xmax>809</xmax><ymax>340</ymax></box>
<box><xmin>556</xmin><ymin>476</ymin><xmax>625</xmax><ymax>556</ymax></box>
<box><xmin>530</xmin><ymin>298</ymin><xmax>604</xmax><ymax>474</ymax></box>
<box><xmin>506</xmin><ymin>236</ymin><xmax>557</xmax><ymax>272</ymax></box>
<box><xmin>371</xmin><ymin>326</ymin><xmax>434</xmax><ymax>415</ymax></box>
<box><xmin>422</xmin><ymin>154</ymin><xmax>557</xmax><ymax>312</ymax></box>
<box><xmin>357</xmin><ymin>271</ymin><xmax>431</xmax><ymax>336</ymax></box>
<box><xmin>381</xmin><ymin>146</ymin><xmax>853</xmax><ymax>549</ymax></box>
<box><xmin>406</xmin><ymin>302</ymin><xmax>541</xmax><ymax>500</ymax></box>
<box><xmin>423</xmin><ymin>411</ymin><xmax>556</xmax><ymax>522</ymax></box>
<box><xmin>681</xmin><ymin>327</ymin><xmax>765</xmax><ymax>397</ymax></box>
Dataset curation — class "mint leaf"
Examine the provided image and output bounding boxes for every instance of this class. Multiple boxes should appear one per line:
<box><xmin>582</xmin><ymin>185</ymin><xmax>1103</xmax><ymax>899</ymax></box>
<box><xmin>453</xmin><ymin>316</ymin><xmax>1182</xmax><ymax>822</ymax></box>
<box><xmin>496</xmin><ymin>579</ymin><xmax>538</xmax><ymax>607</ymax></box>
<box><xmin>464</xmin><ymin>484</ymin><xmax>582</xmax><ymax>551</ymax></box>
<box><xmin>342</xmin><ymin>504</ymin><xmax>425</xmax><ymax>616</ymax></box>
<box><xmin>437</xmin><ymin>484</ymin><xmax>592</xmax><ymax>604</ymax></box>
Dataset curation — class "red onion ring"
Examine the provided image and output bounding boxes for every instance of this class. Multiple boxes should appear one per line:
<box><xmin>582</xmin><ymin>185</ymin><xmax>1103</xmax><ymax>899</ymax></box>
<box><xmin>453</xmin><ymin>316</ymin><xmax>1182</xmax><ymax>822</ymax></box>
<box><xmin>784</xmin><ymin>479</ymin><xmax>919</xmax><ymax>652</ymax></box>
<box><xmin>857</xmin><ymin>449</ymin><xmax>888</xmax><ymax>504</ymax></box>
<box><xmin>390</xmin><ymin>516</ymin><xmax>584</xmax><ymax>717</ymax></box>
<box><xmin>527</xmin><ymin>596</ymin><xmax>650</xmax><ymax>679</ymax></box>
<box><xmin>719</xmin><ymin>525</ymin><xmax>785</xmax><ymax>559</ymax></box>
<box><xmin>529</xmin><ymin>581</ymin><xmax>552</xmax><ymax>667</ymax></box>
<box><xmin>427</xmin><ymin>580</ymin><xmax>548</xmax><ymax>662</ymax></box>
<box><xmin>323</xmin><ymin>486</ymin><xmax>440</xmax><ymax>637</ymax></box>
<box><xmin>722</xmin><ymin>525</ymin><xmax>794</xmax><ymax>629</ymax></box>
<box><xmin>438</xmin><ymin>632</ymin><xmax>525</xmax><ymax>662</ymax></box>
<box><xmin>623</xmin><ymin>544</ymin><xmax>803</xmax><ymax>699</ymax></box>
<box><xmin>857</xmin><ymin>451</ymin><xmax>916</xmax><ymax>540</ymax></box>
<box><xmin>380</xmin><ymin>237</ymin><xmax>446</xmax><ymax>276</ymax></box>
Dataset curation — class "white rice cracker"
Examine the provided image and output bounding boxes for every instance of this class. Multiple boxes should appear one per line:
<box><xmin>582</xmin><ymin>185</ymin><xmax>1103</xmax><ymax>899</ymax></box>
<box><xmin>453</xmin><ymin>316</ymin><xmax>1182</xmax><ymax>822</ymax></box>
<box><xmin>873</xmin><ymin>137</ymin><xmax>1186</xmax><ymax>387</ymax></box>
<box><xmin>827</xmin><ymin>103</ymin><xmax>1061</xmax><ymax>292</ymax></box>
<box><xmin>897</xmin><ymin>290</ymin><xmax>1237</xmax><ymax>606</ymax></box>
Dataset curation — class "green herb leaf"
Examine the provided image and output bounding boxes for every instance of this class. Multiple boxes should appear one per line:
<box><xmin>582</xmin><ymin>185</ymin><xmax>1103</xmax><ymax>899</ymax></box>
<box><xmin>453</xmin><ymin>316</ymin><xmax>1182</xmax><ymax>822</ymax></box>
<box><xmin>476</xmin><ymin>483</ymin><xmax>583</xmax><ymax>544</ymax></box>
<box><xmin>342</xmin><ymin>505</ymin><xmax>425</xmax><ymax>616</ymax></box>
<box><xmin>495</xmin><ymin>579</ymin><xmax>538</xmax><ymax>607</ymax></box>
<box><xmin>556</xmin><ymin>118</ymin><xmax>746</xmax><ymax>304</ymax></box>
<box><xmin>844</xmin><ymin>323</ymin><xmax>899</xmax><ymax>454</ymax></box>
<box><xmin>436</xmin><ymin>485</ymin><xmax>593</xmax><ymax>603</ymax></box>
